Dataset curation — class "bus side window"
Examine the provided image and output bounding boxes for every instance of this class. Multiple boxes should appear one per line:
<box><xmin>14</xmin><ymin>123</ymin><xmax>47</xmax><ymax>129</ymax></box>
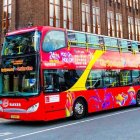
<box><xmin>104</xmin><ymin>37</ymin><xmax>120</xmax><ymax>51</ymax></box>
<box><xmin>110</xmin><ymin>38</ymin><xmax>119</xmax><ymax>51</ymax></box>
<box><xmin>119</xmin><ymin>70</ymin><xmax>132</xmax><ymax>86</ymax></box>
<box><xmin>119</xmin><ymin>39</ymin><xmax>128</xmax><ymax>52</ymax></box>
<box><xmin>67</xmin><ymin>31</ymin><xmax>77</xmax><ymax>46</ymax></box>
<box><xmin>86</xmin><ymin>70</ymin><xmax>103</xmax><ymax>89</ymax></box>
<box><xmin>132</xmin><ymin>70</ymin><xmax>140</xmax><ymax>85</ymax></box>
<box><xmin>75</xmin><ymin>32</ymin><xmax>86</xmax><ymax>47</ymax></box>
<box><xmin>99</xmin><ymin>36</ymin><xmax>104</xmax><ymax>50</ymax></box>
<box><xmin>131</xmin><ymin>41</ymin><xmax>139</xmax><ymax>53</ymax></box>
<box><xmin>127</xmin><ymin>41</ymin><xmax>132</xmax><ymax>52</ymax></box>
<box><xmin>103</xmin><ymin>70</ymin><xmax>119</xmax><ymax>88</ymax></box>
<box><xmin>138</xmin><ymin>42</ymin><xmax>140</xmax><ymax>52</ymax></box>
<box><xmin>104</xmin><ymin>37</ymin><xmax>111</xmax><ymax>49</ymax></box>
<box><xmin>67</xmin><ymin>31</ymin><xmax>86</xmax><ymax>47</ymax></box>
<box><xmin>87</xmin><ymin>34</ymin><xmax>100</xmax><ymax>49</ymax></box>
<box><xmin>43</xmin><ymin>69</ymin><xmax>83</xmax><ymax>93</ymax></box>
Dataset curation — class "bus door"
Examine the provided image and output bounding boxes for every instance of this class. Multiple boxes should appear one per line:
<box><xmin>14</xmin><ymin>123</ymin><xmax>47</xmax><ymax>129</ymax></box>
<box><xmin>43</xmin><ymin>70</ymin><xmax>66</xmax><ymax>115</ymax></box>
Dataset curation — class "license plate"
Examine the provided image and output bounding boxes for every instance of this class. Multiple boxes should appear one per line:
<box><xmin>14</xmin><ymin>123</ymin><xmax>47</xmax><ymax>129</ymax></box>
<box><xmin>11</xmin><ymin>115</ymin><xmax>20</xmax><ymax>119</ymax></box>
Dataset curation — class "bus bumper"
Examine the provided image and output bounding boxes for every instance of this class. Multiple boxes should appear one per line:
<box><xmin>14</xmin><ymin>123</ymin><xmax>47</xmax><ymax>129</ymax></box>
<box><xmin>0</xmin><ymin>112</ymin><xmax>44</xmax><ymax>121</ymax></box>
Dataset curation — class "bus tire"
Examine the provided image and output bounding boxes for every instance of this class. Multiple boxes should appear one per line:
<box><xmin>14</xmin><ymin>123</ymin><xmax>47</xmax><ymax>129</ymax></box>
<box><xmin>73</xmin><ymin>98</ymin><xmax>87</xmax><ymax>119</ymax></box>
<box><xmin>136</xmin><ymin>91</ymin><xmax>140</xmax><ymax>107</ymax></box>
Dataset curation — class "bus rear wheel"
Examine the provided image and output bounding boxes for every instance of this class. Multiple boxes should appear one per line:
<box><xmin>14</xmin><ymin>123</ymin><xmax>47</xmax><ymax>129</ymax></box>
<box><xmin>136</xmin><ymin>91</ymin><xmax>140</xmax><ymax>106</ymax></box>
<box><xmin>73</xmin><ymin>98</ymin><xmax>87</xmax><ymax>119</ymax></box>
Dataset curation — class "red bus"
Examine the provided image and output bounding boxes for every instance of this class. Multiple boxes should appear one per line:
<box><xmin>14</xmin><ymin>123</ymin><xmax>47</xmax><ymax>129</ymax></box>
<box><xmin>0</xmin><ymin>26</ymin><xmax>140</xmax><ymax>121</ymax></box>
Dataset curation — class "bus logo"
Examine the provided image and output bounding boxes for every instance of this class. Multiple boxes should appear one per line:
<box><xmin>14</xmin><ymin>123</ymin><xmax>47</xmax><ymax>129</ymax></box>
<box><xmin>2</xmin><ymin>99</ymin><xmax>9</xmax><ymax>108</ymax></box>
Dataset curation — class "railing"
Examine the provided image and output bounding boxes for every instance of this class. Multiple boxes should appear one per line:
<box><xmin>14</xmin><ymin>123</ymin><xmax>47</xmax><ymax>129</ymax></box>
<box><xmin>68</xmin><ymin>40</ymin><xmax>139</xmax><ymax>54</ymax></box>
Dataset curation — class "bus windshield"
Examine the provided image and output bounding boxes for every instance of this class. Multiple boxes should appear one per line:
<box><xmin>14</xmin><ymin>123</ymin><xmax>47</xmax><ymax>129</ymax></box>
<box><xmin>2</xmin><ymin>31</ymin><xmax>40</xmax><ymax>56</ymax></box>
<box><xmin>0</xmin><ymin>71</ymin><xmax>38</xmax><ymax>97</ymax></box>
<box><xmin>0</xmin><ymin>54</ymin><xmax>39</xmax><ymax>97</ymax></box>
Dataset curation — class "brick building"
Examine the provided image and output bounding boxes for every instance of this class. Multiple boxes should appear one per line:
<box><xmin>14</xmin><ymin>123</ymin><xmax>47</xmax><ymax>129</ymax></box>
<box><xmin>0</xmin><ymin>0</ymin><xmax>140</xmax><ymax>46</ymax></box>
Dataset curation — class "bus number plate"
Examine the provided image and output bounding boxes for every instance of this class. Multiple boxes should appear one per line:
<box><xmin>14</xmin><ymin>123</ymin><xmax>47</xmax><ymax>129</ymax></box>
<box><xmin>11</xmin><ymin>115</ymin><xmax>20</xmax><ymax>119</ymax></box>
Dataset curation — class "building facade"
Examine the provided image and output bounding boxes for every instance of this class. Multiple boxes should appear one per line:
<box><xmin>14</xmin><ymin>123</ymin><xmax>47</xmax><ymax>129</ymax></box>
<box><xmin>0</xmin><ymin>0</ymin><xmax>140</xmax><ymax>45</ymax></box>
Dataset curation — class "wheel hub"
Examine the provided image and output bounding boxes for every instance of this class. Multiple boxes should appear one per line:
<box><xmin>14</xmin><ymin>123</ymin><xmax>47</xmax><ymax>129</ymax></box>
<box><xmin>75</xmin><ymin>102</ymin><xmax>84</xmax><ymax>115</ymax></box>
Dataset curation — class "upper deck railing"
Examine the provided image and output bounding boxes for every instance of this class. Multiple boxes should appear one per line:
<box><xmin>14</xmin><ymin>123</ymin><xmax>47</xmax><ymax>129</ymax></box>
<box><xmin>67</xmin><ymin>30</ymin><xmax>140</xmax><ymax>54</ymax></box>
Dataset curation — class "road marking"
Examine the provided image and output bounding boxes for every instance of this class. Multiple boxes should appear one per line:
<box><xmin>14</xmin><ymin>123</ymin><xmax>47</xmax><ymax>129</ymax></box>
<box><xmin>0</xmin><ymin>132</ymin><xmax>13</xmax><ymax>137</ymax></box>
<box><xmin>4</xmin><ymin>108</ymin><xmax>140</xmax><ymax>140</ymax></box>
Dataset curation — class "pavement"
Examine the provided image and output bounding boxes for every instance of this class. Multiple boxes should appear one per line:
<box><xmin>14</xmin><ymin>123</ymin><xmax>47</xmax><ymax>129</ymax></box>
<box><xmin>0</xmin><ymin>106</ymin><xmax>140</xmax><ymax>140</ymax></box>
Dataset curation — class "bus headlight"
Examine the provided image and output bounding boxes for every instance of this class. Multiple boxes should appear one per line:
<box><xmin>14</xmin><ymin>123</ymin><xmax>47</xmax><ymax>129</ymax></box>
<box><xmin>27</xmin><ymin>103</ymin><xmax>39</xmax><ymax>113</ymax></box>
<box><xmin>0</xmin><ymin>106</ymin><xmax>3</xmax><ymax>112</ymax></box>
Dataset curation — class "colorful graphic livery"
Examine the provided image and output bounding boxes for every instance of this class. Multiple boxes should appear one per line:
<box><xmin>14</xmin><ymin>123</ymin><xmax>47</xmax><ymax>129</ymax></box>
<box><xmin>0</xmin><ymin>26</ymin><xmax>140</xmax><ymax>121</ymax></box>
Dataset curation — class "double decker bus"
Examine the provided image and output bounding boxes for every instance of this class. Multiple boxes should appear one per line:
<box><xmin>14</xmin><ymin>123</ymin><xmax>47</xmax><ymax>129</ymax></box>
<box><xmin>0</xmin><ymin>26</ymin><xmax>140</xmax><ymax>121</ymax></box>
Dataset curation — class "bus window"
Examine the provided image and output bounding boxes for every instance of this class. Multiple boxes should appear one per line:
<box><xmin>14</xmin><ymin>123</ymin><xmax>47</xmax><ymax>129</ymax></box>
<box><xmin>44</xmin><ymin>70</ymin><xmax>62</xmax><ymax>93</ymax></box>
<box><xmin>75</xmin><ymin>32</ymin><xmax>86</xmax><ymax>47</ymax></box>
<box><xmin>138</xmin><ymin>42</ymin><xmax>140</xmax><ymax>52</ymax></box>
<box><xmin>127</xmin><ymin>41</ymin><xmax>132</xmax><ymax>52</ymax></box>
<box><xmin>104</xmin><ymin>37</ymin><xmax>119</xmax><ymax>51</ymax></box>
<box><xmin>110</xmin><ymin>38</ymin><xmax>119</xmax><ymax>51</ymax></box>
<box><xmin>99</xmin><ymin>36</ymin><xmax>104</xmax><ymax>50</ymax></box>
<box><xmin>132</xmin><ymin>70</ymin><xmax>140</xmax><ymax>85</ymax></box>
<box><xmin>131</xmin><ymin>41</ymin><xmax>139</xmax><ymax>53</ymax></box>
<box><xmin>3</xmin><ymin>31</ymin><xmax>37</xmax><ymax>55</ymax></box>
<box><xmin>67</xmin><ymin>31</ymin><xmax>86</xmax><ymax>47</ymax></box>
<box><xmin>86</xmin><ymin>70</ymin><xmax>103</xmax><ymax>89</ymax></box>
<box><xmin>43</xmin><ymin>69</ymin><xmax>83</xmax><ymax>93</ymax></box>
<box><xmin>67</xmin><ymin>31</ymin><xmax>76</xmax><ymax>42</ymax></box>
<box><xmin>118</xmin><ymin>39</ymin><xmax>128</xmax><ymax>52</ymax></box>
<box><xmin>102</xmin><ymin>70</ymin><xmax>119</xmax><ymax>88</ymax></box>
<box><xmin>87</xmin><ymin>34</ymin><xmax>100</xmax><ymax>49</ymax></box>
<box><xmin>43</xmin><ymin>31</ymin><xmax>66</xmax><ymax>52</ymax></box>
<box><xmin>119</xmin><ymin>70</ymin><xmax>132</xmax><ymax>86</ymax></box>
<box><xmin>104</xmin><ymin>37</ymin><xmax>111</xmax><ymax>48</ymax></box>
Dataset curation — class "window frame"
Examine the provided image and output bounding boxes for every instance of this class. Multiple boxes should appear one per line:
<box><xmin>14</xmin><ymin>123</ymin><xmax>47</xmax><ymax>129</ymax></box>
<box><xmin>92</xmin><ymin>6</ymin><xmax>101</xmax><ymax>34</ymax></box>
<box><xmin>49</xmin><ymin>0</ymin><xmax>60</xmax><ymax>27</ymax></box>
<box><xmin>2</xmin><ymin>0</ymin><xmax>12</xmax><ymax>31</ymax></box>
<box><xmin>63</xmin><ymin>0</ymin><xmax>73</xmax><ymax>29</ymax></box>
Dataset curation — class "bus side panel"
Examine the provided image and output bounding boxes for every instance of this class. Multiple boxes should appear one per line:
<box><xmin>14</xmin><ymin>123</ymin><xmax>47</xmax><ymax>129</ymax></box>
<box><xmin>86</xmin><ymin>86</ymin><xmax>138</xmax><ymax>113</ymax></box>
<box><xmin>43</xmin><ymin>92</ymin><xmax>67</xmax><ymax>121</ymax></box>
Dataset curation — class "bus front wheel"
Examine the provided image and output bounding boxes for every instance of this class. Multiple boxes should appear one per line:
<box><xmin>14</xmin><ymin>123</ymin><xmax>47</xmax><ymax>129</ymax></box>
<box><xmin>73</xmin><ymin>98</ymin><xmax>87</xmax><ymax>119</ymax></box>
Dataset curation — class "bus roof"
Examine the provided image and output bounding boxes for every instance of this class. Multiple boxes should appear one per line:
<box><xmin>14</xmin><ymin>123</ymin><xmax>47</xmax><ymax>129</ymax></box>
<box><xmin>6</xmin><ymin>26</ymin><xmax>66</xmax><ymax>36</ymax></box>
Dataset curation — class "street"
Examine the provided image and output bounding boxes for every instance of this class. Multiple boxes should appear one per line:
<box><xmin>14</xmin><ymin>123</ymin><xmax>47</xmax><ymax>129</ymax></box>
<box><xmin>0</xmin><ymin>106</ymin><xmax>140</xmax><ymax>140</ymax></box>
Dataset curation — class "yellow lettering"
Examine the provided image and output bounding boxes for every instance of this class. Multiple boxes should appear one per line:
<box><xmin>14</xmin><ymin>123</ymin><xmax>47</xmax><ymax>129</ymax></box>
<box><xmin>17</xmin><ymin>46</ymin><xmax>22</xmax><ymax>54</ymax></box>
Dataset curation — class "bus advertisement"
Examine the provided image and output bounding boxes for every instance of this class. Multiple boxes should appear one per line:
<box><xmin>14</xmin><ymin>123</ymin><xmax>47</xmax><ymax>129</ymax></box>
<box><xmin>0</xmin><ymin>26</ymin><xmax>140</xmax><ymax>121</ymax></box>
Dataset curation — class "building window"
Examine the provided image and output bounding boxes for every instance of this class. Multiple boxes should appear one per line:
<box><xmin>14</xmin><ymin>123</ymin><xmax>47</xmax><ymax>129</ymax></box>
<box><xmin>82</xmin><ymin>2</ymin><xmax>91</xmax><ymax>32</ymax></box>
<box><xmin>133</xmin><ymin>0</ymin><xmax>139</xmax><ymax>9</ymax></box>
<box><xmin>135</xmin><ymin>18</ymin><xmax>140</xmax><ymax>41</ymax></box>
<box><xmin>49</xmin><ymin>0</ymin><xmax>60</xmax><ymax>27</ymax></box>
<box><xmin>126</xmin><ymin>0</ymin><xmax>132</xmax><ymax>7</ymax></box>
<box><xmin>2</xmin><ymin>0</ymin><xmax>12</xmax><ymax>32</ymax></box>
<box><xmin>116</xmin><ymin>13</ymin><xmax>123</xmax><ymax>38</ymax></box>
<box><xmin>63</xmin><ymin>0</ymin><xmax>73</xmax><ymax>29</ymax></box>
<box><xmin>128</xmin><ymin>16</ymin><xmax>134</xmax><ymax>40</ymax></box>
<box><xmin>92</xmin><ymin>7</ymin><xmax>100</xmax><ymax>34</ymax></box>
<box><xmin>114</xmin><ymin>0</ymin><xmax>121</xmax><ymax>3</ymax></box>
<box><xmin>107</xmin><ymin>11</ymin><xmax>115</xmax><ymax>37</ymax></box>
